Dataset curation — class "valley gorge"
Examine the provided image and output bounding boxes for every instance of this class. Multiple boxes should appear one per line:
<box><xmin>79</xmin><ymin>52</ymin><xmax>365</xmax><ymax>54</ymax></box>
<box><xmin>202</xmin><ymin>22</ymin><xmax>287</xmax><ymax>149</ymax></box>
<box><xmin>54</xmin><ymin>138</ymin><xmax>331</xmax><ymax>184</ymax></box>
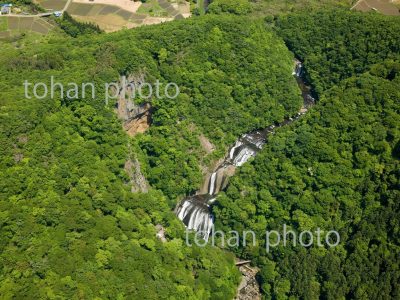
<box><xmin>175</xmin><ymin>60</ymin><xmax>315</xmax><ymax>240</ymax></box>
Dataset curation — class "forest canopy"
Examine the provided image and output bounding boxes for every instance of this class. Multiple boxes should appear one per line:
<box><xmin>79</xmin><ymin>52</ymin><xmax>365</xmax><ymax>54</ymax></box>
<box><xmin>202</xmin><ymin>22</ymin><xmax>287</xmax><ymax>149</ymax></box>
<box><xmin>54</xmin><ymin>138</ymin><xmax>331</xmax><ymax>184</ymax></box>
<box><xmin>0</xmin><ymin>15</ymin><xmax>301</xmax><ymax>299</ymax></box>
<box><xmin>274</xmin><ymin>10</ymin><xmax>400</xmax><ymax>94</ymax></box>
<box><xmin>213</xmin><ymin>10</ymin><xmax>400</xmax><ymax>299</ymax></box>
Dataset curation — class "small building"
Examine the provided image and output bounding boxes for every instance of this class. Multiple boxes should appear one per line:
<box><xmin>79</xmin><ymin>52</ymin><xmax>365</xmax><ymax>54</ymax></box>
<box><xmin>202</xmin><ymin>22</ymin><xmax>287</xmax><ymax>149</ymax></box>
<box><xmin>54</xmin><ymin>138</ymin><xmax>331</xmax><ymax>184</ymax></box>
<box><xmin>53</xmin><ymin>11</ymin><xmax>62</xmax><ymax>17</ymax></box>
<box><xmin>0</xmin><ymin>4</ymin><xmax>12</xmax><ymax>15</ymax></box>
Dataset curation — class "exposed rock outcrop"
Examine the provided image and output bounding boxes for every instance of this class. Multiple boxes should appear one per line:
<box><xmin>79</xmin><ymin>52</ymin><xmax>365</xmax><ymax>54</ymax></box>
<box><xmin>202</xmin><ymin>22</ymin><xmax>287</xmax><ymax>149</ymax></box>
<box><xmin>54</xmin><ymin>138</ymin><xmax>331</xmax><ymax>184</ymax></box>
<box><xmin>199</xmin><ymin>134</ymin><xmax>215</xmax><ymax>154</ymax></box>
<box><xmin>112</xmin><ymin>73</ymin><xmax>151</xmax><ymax>192</ymax></box>
<box><xmin>114</xmin><ymin>73</ymin><xmax>153</xmax><ymax>137</ymax></box>
<box><xmin>155</xmin><ymin>224</ymin><xmax>167</xmax><ymax>243</ymax></box>
<box><xmin>123</xmin><ymin>105</ymin><xmax>152</xmax><ymax>137</ymax></box>
<box><xmin>235</xmin><ymin>264</ymin><xmax>261</xmax><ymax>300</ymax></box>
<box><xmin>124</xmin><ymin>157</ymin><xmax>149</xmax><ymax>193</ymax></box>
<box><xmin>198</xmin><ymin>164</ymin><xmax>236</xmax><ymax>195</ymax></box>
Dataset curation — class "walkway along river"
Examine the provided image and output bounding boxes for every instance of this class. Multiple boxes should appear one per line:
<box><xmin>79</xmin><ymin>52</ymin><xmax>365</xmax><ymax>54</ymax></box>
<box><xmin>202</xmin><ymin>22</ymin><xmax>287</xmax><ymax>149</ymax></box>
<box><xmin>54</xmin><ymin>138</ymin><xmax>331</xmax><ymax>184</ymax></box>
<box><xmin>175</xmin><ymin>60</ymin><xmax>315</xmax><ymax>240</ymax></box>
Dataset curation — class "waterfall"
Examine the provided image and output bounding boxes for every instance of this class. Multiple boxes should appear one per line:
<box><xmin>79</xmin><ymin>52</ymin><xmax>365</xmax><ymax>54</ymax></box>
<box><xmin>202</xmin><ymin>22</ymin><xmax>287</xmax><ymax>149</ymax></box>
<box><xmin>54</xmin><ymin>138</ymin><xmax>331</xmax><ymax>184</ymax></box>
<box><xmin>232</xmin><ymin>146</ymin><xmax>256</xmax><ymax>167</ymax></box>
<box><xmin>208</xmin><ymin>172</ymin><xmax>217</xmax><ymax>195</ymax></box>
<box><xmin>175</xmin><ymin>59</ymin><xmax>315</xmax><ymax>241</ymax></box>
<box><xmin>229</xmin><ymin>141</ymin><xmax>243</xmax><ymax>160</ymax></box>
<box><xmin>293</xmin><ymin>60</ymin><xmax>303</xmax><ymax>77</ymax></box>
<box><xmin>242</xmin><ymin>133</ymin><xmax>265</xmax><ymax>149</ymax></box>
<box><xmin>176</xmin><ymin>199</ymin><xmax>214</xmax><ymax>240</ymax></box>
<box><xmin>208</xmin><ymin>197</ymin><xmax>217</xmax><ymax>205</ymax></box>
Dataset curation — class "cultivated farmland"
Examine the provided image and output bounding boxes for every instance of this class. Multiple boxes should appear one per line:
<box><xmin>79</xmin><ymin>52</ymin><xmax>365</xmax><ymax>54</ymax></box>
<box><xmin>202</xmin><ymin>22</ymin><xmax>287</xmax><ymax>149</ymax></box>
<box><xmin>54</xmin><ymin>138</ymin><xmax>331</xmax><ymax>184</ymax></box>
<box><xmin>66</xmin><ymin>0</ymin><xmax>190</xmax><ymax>32</ymax></box>
<box><xmin>352</xmin><ymin>0</ymin><xmax>400</xmax><ymax>15</ymax></box>
<box><xmin>0</xmin><ymin>16</ymin><xmax>54</xmax><ymax>37</ymax></box>
<box><xmin>34</xmin><ymin>0</ymin><xmax>68</xmax><ymax>11</ymax></box>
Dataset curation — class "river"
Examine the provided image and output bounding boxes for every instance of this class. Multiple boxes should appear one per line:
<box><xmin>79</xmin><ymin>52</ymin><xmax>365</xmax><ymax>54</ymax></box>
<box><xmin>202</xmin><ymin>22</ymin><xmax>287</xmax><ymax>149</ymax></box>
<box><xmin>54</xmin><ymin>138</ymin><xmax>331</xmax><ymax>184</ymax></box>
<box><xmin>175</xmin><ymin>60</ymin><xmax>315</xmax><ymax>240</ymax></box>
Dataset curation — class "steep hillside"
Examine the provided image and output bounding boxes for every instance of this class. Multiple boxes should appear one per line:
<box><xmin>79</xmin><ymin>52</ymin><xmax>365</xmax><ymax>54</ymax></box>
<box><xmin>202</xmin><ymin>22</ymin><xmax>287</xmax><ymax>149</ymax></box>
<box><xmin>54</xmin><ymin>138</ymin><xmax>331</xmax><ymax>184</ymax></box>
<box><xmin>213</xmin><ymin>11</ymin><xmax>400</xmax><ymax>299</ymax></box>
<box><xmin>274</xmin><ymin>9</ymin><xmax>400</xmax><ymax>93</ymax></box>
<box><xmin>0</xmin><ymin>15</ymin><xmax>301</xmax><ymax>298</ymax></box>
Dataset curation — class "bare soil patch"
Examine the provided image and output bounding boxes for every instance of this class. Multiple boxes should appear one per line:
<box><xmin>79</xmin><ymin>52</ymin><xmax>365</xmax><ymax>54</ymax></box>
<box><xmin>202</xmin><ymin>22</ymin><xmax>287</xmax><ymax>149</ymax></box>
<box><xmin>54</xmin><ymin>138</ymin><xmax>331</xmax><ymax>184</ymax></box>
<box><xmin>352</xmin><ymin>0</ymin><xmax>400</xmax><ymax>15</ymax></box>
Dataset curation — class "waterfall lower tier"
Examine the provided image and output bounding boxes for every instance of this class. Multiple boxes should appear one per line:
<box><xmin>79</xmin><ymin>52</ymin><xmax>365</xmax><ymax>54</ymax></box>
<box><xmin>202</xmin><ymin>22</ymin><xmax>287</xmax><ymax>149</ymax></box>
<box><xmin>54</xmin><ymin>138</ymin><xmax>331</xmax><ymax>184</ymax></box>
<box><xmin>175</xmin><ymin>196</ymin><xmax>215</xmax><ymax>240</ymax></box>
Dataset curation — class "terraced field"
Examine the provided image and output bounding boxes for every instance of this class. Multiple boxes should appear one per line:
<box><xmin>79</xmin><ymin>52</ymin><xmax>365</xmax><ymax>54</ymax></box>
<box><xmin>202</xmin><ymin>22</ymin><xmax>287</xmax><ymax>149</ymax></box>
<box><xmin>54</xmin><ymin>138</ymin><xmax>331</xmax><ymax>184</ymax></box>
<box><xmin>137</xmin><ymin>0</ymin><xmax>168</xmax><ymax>17</ymax></box>
<box><xmin>67</xmin><ymin>0</ymin><xmax>189</xmax><ymax>32</ymax></box>
<box><xmin>66</xmin><ymin>2</ymin><xmax>146</xmax><ymax>31</ymax></box>
<box><xmin>0</xmin><ymin>16</ymin><xmax>54</xmax><ymax>37</ymax></box>
<box><xmin>34</xmin><ymin>0</ymin><xmax>68</xmax><ymax>11</ymax></box>
<box><xmin>0</xmin><ymin>0</ymin><xmax>190</xmax><ymax>37</ymax></box>
<box><xmin>352</xmin><ymin>0</ymin><xmax>400</xmax><ymax>15</ymax></box>
<box><xmin>137</xmin><ymin>0</ymin><xmax>189</xmax><ymax>15</ymax></box>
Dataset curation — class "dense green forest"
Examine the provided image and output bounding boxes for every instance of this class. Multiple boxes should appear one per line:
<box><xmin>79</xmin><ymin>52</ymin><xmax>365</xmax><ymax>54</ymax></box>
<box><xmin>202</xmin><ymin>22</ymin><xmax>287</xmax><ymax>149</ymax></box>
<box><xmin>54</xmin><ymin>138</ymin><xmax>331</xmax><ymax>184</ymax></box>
<box><xmin>56</xmin><ymin>12</ymin><xmax>103</xmax><ymax>38</ymax></box>
<box><xmin>215</xmin><ymin>65</ymin><xmax>400</xmax><ymax>299</ymax></box>
<box><xmin>207</xmin><ymin>0</ymin><xmax>253</xmax><ymax>15</ymax></box>
<box><xmin>213</xmin><ymin>11</ymin><xmax>400</xmax><ymax>299</ymax></box>
<box><xmin>274</xmin><ymin>10</ymin><xmax>400</xmax><ymax>94</ymax></box>
<box><xmin>0</xmin><ymin>15</ymin><xmax>301</xmax><ymax>298</ymax></box>
<box><xmin>206</xmin><ymin>0</ymin><xmax>353</xmax><ymax>16</ymax></box>
<box><xmin>131</xmin><ymin>17</ymin><xmax>302</xmax><ymax>199</ymax></box>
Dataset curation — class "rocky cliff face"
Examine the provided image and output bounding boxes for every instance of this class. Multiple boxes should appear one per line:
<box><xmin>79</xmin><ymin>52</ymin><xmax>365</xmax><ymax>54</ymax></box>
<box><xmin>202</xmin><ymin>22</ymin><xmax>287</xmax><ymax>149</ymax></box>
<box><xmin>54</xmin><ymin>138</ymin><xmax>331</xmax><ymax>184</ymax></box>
<box><xmin>235</xmin><ymin>265</ymin><xmax>261</xmax><ymax>300</ymax></box>
<box><xmin>115</xmin><ymin>73</ymin><xmax>153</xmax><ymax>137</ymax></box>
<box><xmin>122</xmin><ymin>104</ymin><xmax>152</xmax><ymax>137</ymax></box>
<box><xmin>124</xmin><ymin>157</ymin><xmax>149</xmax><ymax>193</ymax></box>
<box><xmin>113</xmin><ymin>73</ymin><xmax>151</xmax><ymax>193</ymax></box>
<box><xmin>198</xmin><ymin>164</ymin><xmax>236</xmax><ymax>195</ymax></box>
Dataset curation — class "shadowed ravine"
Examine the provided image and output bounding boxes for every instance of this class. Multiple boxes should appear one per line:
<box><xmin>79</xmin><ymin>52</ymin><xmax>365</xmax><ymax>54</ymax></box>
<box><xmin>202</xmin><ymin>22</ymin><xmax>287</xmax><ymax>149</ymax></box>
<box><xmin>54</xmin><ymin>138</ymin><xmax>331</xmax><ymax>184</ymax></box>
<box><xmin>175</xmin><ymin>60</ymin><xmax>315</xmax><ymax>240</ymax></box>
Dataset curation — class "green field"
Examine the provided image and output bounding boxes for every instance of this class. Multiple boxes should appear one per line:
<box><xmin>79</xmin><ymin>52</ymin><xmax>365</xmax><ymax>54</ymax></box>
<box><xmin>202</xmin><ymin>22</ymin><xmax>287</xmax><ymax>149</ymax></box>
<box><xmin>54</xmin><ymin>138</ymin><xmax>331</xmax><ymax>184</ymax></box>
<box><xmin>137</xmin><ymin>0</ymin><xmax>167</xmax><ymax>17</ymax></box>
<box><xmin>0</xmin><ymin>18</ymin><xmax>7</xmax><ymax>31</ymax></box>
<box><xmin>136</xmin><ymin>0</ymin><xmax>184</xmax><ymax>18</ymax></box>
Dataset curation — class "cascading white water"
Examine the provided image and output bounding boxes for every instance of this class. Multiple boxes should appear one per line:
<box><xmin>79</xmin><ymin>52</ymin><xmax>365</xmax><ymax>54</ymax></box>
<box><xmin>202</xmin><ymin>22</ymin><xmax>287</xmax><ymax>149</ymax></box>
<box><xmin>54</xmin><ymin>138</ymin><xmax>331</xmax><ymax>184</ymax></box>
<box><xmin>243</xmin><ymin>133</ymin><xmax>265</xmax><ymax>149</ymax></box>
<box><xmin>228</xmin><ymin>133</ymin><xmax>265</xmax><ymax>167</ymax></box>
<box><xmin>176</xmin><ymin>200</ymin><xmax>214</xmax><ymax>240</ymax></box>
<box><xmin>293</xmin><ymin>60</ymin><xmax>303</xmax><ymax>77</ymax></box>
<box><xmin>229</xmin><ymin>141</ymin><xmax>243</xmax><ymax>160</ymax></box>
<box><xmin>208</xmin><ymin>172</ymin><xmax>217</xmax><ymax>195</ymax></box>
<box><xmin>176</xmin><ymin>200</ymin><xmax>192</xmax><ymax>220</ymax></box>
<box><xmin>208</xmin><ymin>197</ymin><xmax>217</xmax><ymax>205</ymax></box>
<box><xmin>232</xmin><ymin>147</ymin><xmax>256</xmax><ymax>167</ymax></box>
<box><xmin>175</xmin><ymin>60</ymin><xmax>314</xmax><ymax>241</ymax></box>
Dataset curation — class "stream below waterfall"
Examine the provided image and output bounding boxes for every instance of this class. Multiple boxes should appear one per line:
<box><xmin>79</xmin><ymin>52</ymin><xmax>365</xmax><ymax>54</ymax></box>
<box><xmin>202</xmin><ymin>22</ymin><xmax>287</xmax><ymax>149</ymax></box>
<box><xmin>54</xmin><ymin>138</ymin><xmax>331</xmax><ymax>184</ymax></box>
<box><xmin>175</xmin><ymin>60</ymin><xmax>315</xmax><ymax>240</ymax></box>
